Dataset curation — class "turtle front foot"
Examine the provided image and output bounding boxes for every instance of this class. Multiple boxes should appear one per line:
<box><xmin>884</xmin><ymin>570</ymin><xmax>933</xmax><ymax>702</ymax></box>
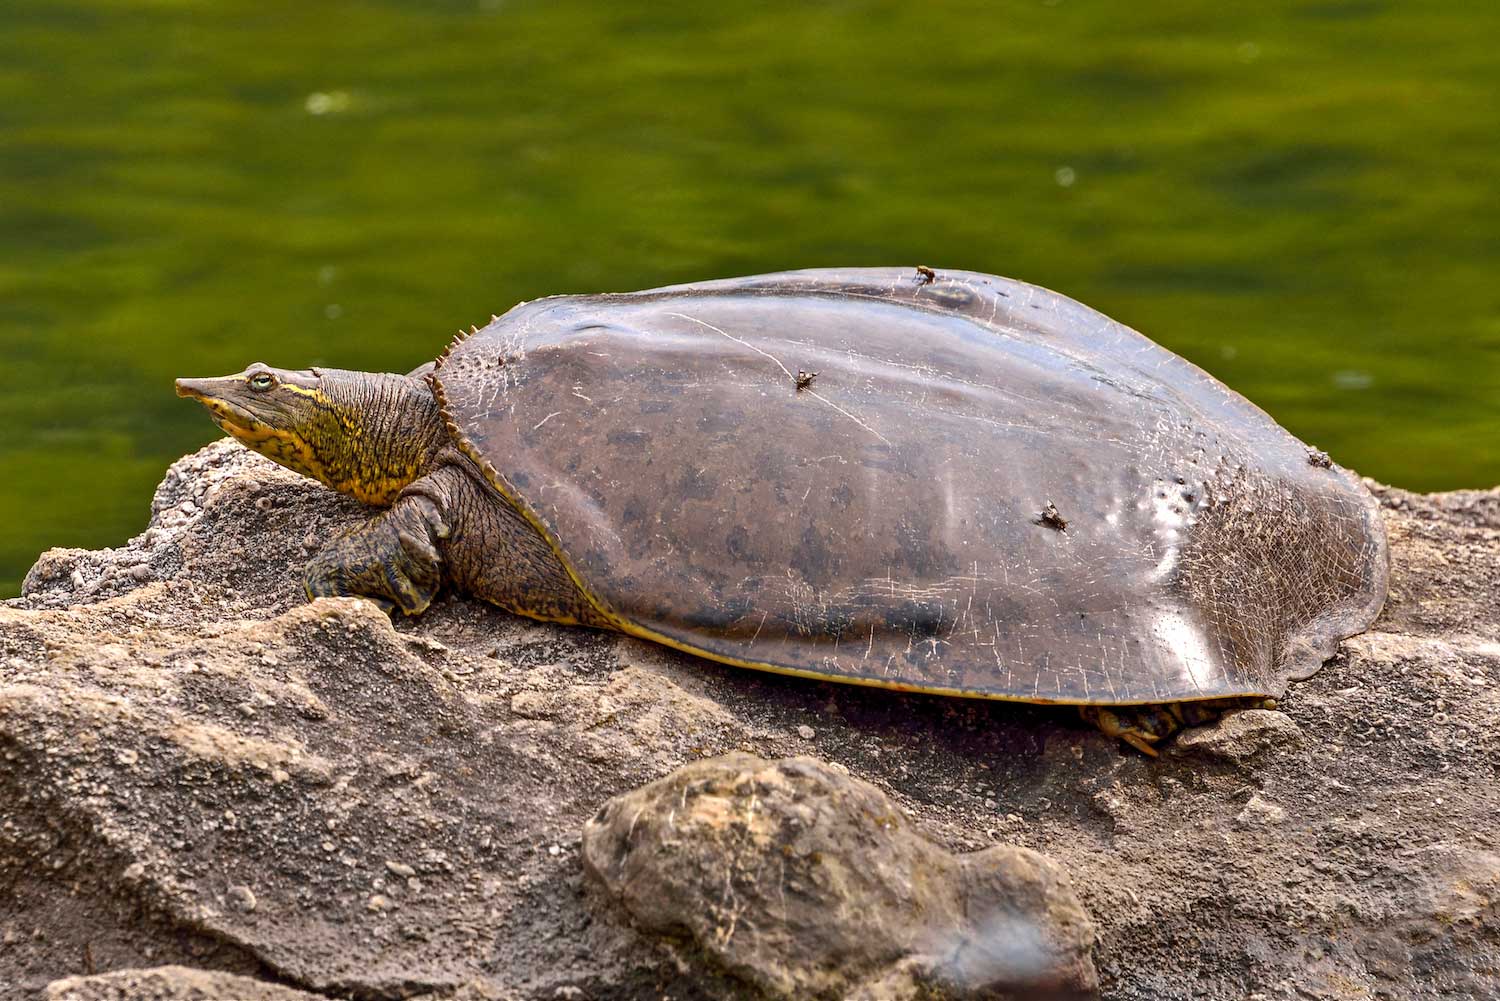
<box><xmin>304</xmin><ymin>494</ymin><xmax>451</xmax><ymax>616</ymax></box>
<box><xmin>1079</xmin><ymin>699</ymin><xmax>1275</xmax><ymax>756</ymax></box>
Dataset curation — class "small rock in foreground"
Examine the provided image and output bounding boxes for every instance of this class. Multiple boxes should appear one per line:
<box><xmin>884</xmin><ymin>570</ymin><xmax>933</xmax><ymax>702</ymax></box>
<box><xmin>582</xmin><ymin>752</ymin><xmax>1098</xmax><ymax>999</ymax></box>
<box><xmin>1175</xmin><ymin>708</ymin><xmax>1305</xmax><ymax>761</ymax></box>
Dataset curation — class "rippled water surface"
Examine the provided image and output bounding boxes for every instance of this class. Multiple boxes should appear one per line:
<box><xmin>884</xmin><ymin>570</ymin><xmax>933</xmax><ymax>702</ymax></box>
<box><xmin>3</xmin><ymin>1</ymin><xmax>1497</xmax><ymax>594</ymax></box>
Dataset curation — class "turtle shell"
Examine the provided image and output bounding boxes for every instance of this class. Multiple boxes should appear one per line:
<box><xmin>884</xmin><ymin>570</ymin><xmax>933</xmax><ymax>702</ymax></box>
<box><xmin>432</xmin><ymin>268</ymin><xmax>1388</xmax><ymax>705</ymax></box>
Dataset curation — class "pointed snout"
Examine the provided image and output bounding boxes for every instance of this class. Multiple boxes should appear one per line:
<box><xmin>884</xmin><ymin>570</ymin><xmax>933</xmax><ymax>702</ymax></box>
<box><xmin>175</xmin><ymin>377</ymin><xmax>217</xmax><ymax>400</ymax></box>
<box><xmin>175</xmin><ymin>374</ymin><xmax>264</xmax><ymax>433</ymax></box>
<box><xmin>177</xmin><ymin>374</ymin><xmax>259</xmax><ymax>402</ymax></box>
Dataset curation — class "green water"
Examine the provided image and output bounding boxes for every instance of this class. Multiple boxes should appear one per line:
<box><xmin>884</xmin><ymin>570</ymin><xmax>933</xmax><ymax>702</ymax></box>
<box><xmin>3</xmin><ymin>1</ymin><xmax>1497</xmax><ymax>596</ymax></box>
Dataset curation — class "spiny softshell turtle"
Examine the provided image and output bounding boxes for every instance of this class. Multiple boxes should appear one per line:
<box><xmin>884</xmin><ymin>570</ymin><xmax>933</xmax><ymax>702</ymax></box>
<box><xmin>176</xmin><ymin>267</ymin><xmax>1389</xmax><ymax>753</ymax></box>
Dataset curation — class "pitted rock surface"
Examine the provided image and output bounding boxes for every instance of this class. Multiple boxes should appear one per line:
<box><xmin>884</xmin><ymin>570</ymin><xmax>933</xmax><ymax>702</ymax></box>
<box><xmin>581</xmin><ymin>752</ymin><xmax>1096</xmax><ymax>998</ymax></box>
<box><xmin>1</xmin><ymin>439</ymin><xmax>1498</xmax><ymax>1000</ymax></box>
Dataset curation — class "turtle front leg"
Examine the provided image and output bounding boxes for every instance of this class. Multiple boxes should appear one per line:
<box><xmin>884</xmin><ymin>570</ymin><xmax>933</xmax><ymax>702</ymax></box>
<box><xmin>305</xmin><ymin>492</ymin><xmax>451</xmax><ymax>615</ymax></box>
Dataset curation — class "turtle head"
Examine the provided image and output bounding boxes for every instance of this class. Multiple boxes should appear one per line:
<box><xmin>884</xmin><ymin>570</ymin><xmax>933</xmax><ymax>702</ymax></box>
<box><xmin>175</xmin><ymin>363</ymin><xmax>441</xmax><ymax>505</ymax></box>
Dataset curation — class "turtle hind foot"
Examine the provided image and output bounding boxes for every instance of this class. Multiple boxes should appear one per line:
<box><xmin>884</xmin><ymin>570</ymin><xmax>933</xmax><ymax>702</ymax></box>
<box><xmin>304</xmin><ymin>493</ymin><xmax>451</xmax><ymax>616</ymax></box>
<box><xmin>1079</xmin><ymin>698</ymin><xmax>1276</xmax><ymax>756</ymax></box>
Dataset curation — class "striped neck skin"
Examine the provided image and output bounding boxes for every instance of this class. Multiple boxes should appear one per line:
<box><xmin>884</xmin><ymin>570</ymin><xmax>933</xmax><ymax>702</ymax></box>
<box><xmin>175</xmin><ymin>364</ymin><xmax>447</xmax><ymax>506</ymax></box>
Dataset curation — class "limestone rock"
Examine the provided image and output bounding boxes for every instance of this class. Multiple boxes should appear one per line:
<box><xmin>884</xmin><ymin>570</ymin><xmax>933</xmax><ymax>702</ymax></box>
<box><xmin>1174</xmin><ymin>708</ymin><xmax>1305</xmax><ymax>761</ymax></box>
<box><xmin>2</xmin><ymin>442</ymin><xmax>1498</xmax><ymax>1001</ymax></box>
<box><xmin>582</xmin><ymin>753</ymin><xmax>1096</xmax><ymax>999</ymax></box>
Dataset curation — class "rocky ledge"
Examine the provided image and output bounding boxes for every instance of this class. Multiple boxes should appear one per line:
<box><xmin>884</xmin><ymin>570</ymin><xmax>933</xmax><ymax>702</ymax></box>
<box><xmin>2</xmin><ymin>440</ymin><xmax>1497</xmax><ymax>1001</ymax></box>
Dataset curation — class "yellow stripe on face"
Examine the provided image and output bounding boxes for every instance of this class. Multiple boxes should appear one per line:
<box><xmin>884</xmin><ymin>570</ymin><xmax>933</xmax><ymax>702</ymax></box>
<box><xmin>190</xmin><ymin>387</ymin><xmax>335</xmax><ymax>486</ymax></box>
<box><xmin>223</xmin><ymin>420</ymin><xmax>333</xmax><ymax>484</ymax></box>
<box><xmin>278</xmin><ymin>384</ymin><xmax>328</xmax><ymax>403</ymax></box>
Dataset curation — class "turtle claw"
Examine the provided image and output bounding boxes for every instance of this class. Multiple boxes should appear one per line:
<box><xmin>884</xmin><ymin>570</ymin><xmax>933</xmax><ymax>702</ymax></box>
<box><xmin>305</xmin><ymin>553</ymin><xmax>435</xmax><ymax>616</ymax></box>
<box><xmin>303</xmin><ymin>494</ymin><xmax>447</xmax><ymax>616</ymax></box>
<box><xmin>1119</xmin><ymin>731</ymin><xmax>1160</xmax><ymax>757</ymax></box>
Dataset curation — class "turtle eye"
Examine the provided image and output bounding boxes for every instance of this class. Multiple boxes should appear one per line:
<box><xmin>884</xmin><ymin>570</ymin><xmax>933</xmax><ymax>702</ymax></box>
<box><xmin>248</xmin><ymin>372</ymin><xmax>277</xmax><ymax>391</ymax></box>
